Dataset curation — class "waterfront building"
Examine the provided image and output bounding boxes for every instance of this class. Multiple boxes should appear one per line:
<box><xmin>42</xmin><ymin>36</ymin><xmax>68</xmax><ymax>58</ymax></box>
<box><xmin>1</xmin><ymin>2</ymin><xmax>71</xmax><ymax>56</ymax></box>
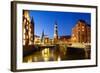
<box><xmin>44</xmin><ymin>35</ymin><xmax>50</xmax><ymax>44</ymax></box>
<box><xmin>23</xmin><ymin>10</ymin><xmax>34</xmax><ymax>46</ymax></box>
<box><xmin>34</xmin><ymin>35</ymin><xmax>41</xmax><ymax>44</ymax></box>
<box><xmin>59</xmin><ymin>35</ymin><xmax>71</xmax><ymax>44</ymax></box>
<box><xmin>71</xmin><ymin>20</ymin><xmax>91</xmax><ymax>43</ymax></box>
<box><xmin>41</xmin><ymin>30</ymin><xmax>50</xmax><ymax>45</ymax></box>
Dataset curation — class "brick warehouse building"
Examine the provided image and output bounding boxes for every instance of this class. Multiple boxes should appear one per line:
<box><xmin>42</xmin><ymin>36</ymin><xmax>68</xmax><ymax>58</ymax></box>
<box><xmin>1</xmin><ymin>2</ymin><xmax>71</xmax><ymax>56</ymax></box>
<box><xmin>71</xmin><ymin>20</ymin><xmax>91</xmax><ymax>43</ymax></box>
<box><xmin>23</xmin><ymin>10</ymin><xmax>34</xmax><ymax>46</ymax></box>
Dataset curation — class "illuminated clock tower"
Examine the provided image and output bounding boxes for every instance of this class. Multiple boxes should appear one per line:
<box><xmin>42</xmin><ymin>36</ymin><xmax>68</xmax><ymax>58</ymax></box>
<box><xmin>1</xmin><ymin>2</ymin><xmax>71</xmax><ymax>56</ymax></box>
<box><xmin>54</xmin><ymin>22</ymin><xmax>58</xmax><ymax>44</ymax></box>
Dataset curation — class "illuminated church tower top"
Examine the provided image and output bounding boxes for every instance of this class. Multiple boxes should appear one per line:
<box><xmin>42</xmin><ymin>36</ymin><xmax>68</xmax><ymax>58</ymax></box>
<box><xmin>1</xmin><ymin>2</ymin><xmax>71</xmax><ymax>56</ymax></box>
<box><xmin>54</xmin><ymin>22</ymin><xmax>58</xmax><ymax>43</ymax></box>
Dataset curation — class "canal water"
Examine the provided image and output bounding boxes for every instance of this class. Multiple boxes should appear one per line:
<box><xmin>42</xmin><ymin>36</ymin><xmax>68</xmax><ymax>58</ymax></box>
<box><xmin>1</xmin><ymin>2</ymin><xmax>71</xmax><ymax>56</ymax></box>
<box><xmin>23</xmin><ymin>47</ymin><xmax>90</xmax><ymax>62</ymax></box>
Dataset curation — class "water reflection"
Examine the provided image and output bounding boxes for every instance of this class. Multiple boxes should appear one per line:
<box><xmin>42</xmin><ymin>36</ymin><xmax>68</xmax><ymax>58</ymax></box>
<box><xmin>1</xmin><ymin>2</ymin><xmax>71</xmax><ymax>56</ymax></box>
<box><xmin>57</xmin><ymin>56</ymin><xmax>61</xmax><ymax>61</ymax></box>
<box><xmin>42</xmin><ymin>48</ymin><xmax>50</xmax><ymax>61</ymax></box>
<box><xmin>23</xmin><ymin>46</ymin><xmax>90</xmax><ymax>62</ymax></box>
<box><xmin>27</xmin><ymin>56</ymin><xmax>32</xmax><ymax>62</ymax></box>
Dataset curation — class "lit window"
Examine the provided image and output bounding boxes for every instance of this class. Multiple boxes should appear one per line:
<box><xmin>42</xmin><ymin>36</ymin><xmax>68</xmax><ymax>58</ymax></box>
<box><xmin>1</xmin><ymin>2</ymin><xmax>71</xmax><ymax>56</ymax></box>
<box><xmin>26</xmin><ymin>35</ymin><xmax>28</xmax><ymax>39</ymax></box>
<box><xmin>82</xmin><ymin>29</ymin><xmax>84</xmax><ymax>31</ymax></box>
<box><xmin>23</xmin><ymin>28</ymin><xmax>25</xmax><ymax>33</ymax></box>
<box><xmin>72</xmin><ymin>34</ymin><xmax>74</xmax><ymax>37</ymax></box>
<box><xmin>23</xmin><ymin>34</ymin><xmax>25</xmax><ymax>39</ymax></box>
<box><xmin>27</xmin><ymin>22</ymin><xmax>29</xmax><ymax>25</ymax></box>
<box><xmin>29</xmin><ymin>28</ymin><xmax>31</xmax><ymax>31</ymax></box>
<box><xmin>82</xmin><ymin>26</ymin><xmax>84</xmax><ymax>29</ymax></box>
<box><xmin>23</xmin><ymin>40</ymin><xmax>25</xmax><ymax>45</ymax></box>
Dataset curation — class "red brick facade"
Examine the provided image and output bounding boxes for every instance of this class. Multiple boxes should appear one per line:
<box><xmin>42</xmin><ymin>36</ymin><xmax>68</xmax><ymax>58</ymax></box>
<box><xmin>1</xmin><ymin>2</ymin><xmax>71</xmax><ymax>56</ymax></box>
<box><xmin>71</xmin><ymin>20</ymin><xmax>91</xmax><ymax>43</ymax></box>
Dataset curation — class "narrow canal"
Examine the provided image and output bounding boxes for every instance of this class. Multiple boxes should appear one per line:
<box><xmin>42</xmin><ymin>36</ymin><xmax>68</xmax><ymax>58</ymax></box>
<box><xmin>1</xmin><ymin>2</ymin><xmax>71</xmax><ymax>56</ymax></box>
<box><xmin>23</xmin><ymin>46</ymin><xmax>90</xmax><ymax>62</ymax></box>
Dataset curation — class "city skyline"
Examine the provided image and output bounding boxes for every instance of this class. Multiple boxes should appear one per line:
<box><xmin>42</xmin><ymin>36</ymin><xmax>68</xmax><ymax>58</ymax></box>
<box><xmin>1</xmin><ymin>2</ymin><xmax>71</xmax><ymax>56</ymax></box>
<box><xmin>29</xmin><ymin>10</ymin><xmax>91</xmax><ymax>39</ymax></box>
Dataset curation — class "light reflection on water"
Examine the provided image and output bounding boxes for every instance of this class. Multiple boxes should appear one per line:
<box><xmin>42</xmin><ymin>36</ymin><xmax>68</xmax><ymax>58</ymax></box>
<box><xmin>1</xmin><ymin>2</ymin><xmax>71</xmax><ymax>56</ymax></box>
<box><xmin>57</xmin><ymin>56</ymin><xmax>61</xmax><ymax>61</ymax></box>
<box><xmin>23</xmin><ymin>47</ymin><xmax>90</xmax><ymax>62</ymax></box>
<box><xmin>42</xmin><ymin>48</ymin><xmax>50</xmax><ymax>61</ymax></box>
<box><xmin>23</xmin><ymin>47</ymin><xmax>64</xmax><ymax>62</ymax></box>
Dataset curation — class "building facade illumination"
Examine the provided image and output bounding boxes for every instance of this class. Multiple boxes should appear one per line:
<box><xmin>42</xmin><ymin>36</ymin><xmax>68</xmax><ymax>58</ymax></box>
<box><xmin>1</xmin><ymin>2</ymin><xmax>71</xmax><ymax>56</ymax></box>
<box><xmin>71</xmin><ymin>20</ymin><xmax>91</xmax><ymax>43</ymax></box>
<box><xmin>23</xmin><ymin>10</ymin><xmax>34</xmax><ymax>46</ymax></box>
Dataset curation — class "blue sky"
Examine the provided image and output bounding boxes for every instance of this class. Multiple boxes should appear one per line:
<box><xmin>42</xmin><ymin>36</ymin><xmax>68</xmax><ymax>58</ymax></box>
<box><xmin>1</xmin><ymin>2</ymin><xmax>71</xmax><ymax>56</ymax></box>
<box><xmin>29</xmin><ymin>10</ymin><xmax>91</xmax><ymax>39</ymax></box>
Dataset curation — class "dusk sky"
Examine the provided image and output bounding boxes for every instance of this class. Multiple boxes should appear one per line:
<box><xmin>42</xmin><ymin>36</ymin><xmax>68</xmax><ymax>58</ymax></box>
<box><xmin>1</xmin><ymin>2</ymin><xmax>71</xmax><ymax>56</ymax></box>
<box><xmin>29</xmin><ymin>10</ymin><xmax>91</xmax><ymax>39</ymax></box>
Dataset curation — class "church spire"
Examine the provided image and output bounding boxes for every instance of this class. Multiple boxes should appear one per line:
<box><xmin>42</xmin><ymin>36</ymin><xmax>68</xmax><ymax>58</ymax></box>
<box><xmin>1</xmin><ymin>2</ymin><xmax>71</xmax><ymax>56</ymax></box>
<box><xmin>54</xmin><ymin>21</ymin><xmax>58</xmax><ymax>44</ymax></box>
<box><xmin>41</xmin><ymin>30</ymin><xmax>45</xmax><ymax>44</ymax></box>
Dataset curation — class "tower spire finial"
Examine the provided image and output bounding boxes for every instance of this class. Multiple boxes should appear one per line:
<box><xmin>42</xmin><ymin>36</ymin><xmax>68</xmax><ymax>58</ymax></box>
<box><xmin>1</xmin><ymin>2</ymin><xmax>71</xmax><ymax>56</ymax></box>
<box><xmin>54</xmin><ymin>21</ymin><xmax>58</xmax><ymax>44</ymax></box>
